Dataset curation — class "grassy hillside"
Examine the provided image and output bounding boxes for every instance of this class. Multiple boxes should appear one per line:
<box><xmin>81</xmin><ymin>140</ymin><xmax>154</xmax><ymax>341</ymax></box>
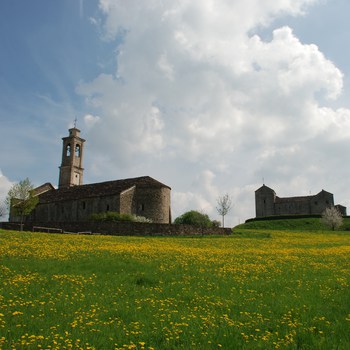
<box><xmin>0</xmin><ymin>229</ymin><xmax>349</xmax><ymax>349</ymax></box>
<box><xmin>234</xmin><ymin>217</ymin><xmax>350</xmax><ymax>232</ymax></box>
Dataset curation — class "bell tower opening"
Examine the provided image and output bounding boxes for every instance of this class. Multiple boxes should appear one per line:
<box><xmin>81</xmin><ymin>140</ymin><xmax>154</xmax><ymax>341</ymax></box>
<box><xmin>58</xmin><ymin>127</ymin><xmax>86</xmax><ymax>189</ymax></box>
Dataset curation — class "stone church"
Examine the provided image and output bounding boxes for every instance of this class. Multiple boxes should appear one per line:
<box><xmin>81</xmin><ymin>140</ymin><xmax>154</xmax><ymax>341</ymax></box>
<box><xmin>255</xmin><ymin>184</ymin><xmax>346</xmax><ymax>218</ymax></box>
<box><xmin>21</xmin><ymin>127</ymin><xmax>172</xmax><ymax>224</ymax></box>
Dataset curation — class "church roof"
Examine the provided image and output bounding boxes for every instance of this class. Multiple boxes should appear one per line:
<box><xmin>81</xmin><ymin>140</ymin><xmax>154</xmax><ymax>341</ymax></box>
<box><xmin>39</xmin><ymin>176</ymin><xmax>170</xmax><ymax>203</ymax></box>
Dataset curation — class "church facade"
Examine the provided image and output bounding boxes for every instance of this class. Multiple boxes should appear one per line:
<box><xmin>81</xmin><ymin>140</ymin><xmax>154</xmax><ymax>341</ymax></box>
<box><xmin>17</xmin><ymin>127</ymin><xmax>171</xmax><ymax>224</ymax></box>
<box><xmin>255</xmin><ymin>185</ymin><xmax>347</xmax><ymax>218</ymax></box>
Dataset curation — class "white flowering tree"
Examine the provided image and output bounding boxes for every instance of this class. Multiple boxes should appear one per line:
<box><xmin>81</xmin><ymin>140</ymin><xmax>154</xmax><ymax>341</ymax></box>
<box><xmin>321</xmin><ymin>207</ymin><xmax>343</xmax><ymax>231</ymax></box>
<box><xmin>216</xmin><ymin>194</ymin><xmax>232</xmax><ymax>228</ymax></box>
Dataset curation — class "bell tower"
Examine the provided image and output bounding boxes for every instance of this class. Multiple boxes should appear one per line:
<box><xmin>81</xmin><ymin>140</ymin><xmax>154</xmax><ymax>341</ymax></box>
<box><xmin>58</xmin><ymin>127</ymin><xmax>85</xmax><ymax>189</ymax></box>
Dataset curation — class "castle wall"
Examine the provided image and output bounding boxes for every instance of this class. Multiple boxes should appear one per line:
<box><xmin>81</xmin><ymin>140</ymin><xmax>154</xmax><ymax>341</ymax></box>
<box><xmin>335</xmin><ymin>205</ymin><xmax>347</xmax><ymax>216</ymax></box>
<box><xmin>274</xmin><ymin>198</ymin><xmax>311</xmax><ymax>216</ymax></box>
<box><xmin>255</xmin><ymin>186</ymin><xmax>338</xmax><ymax>218</ymax></box>
<box><xmin>310</xmin><ymin>190</ymin><xmax>333</xmax><ymax>214</ymax></box>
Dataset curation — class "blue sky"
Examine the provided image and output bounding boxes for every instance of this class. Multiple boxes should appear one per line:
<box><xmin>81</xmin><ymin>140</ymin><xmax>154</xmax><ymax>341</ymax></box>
<box><xmin>1</xmin><ymin>0</ymin><xmax>350</xmax><ymax>225</ymax></box>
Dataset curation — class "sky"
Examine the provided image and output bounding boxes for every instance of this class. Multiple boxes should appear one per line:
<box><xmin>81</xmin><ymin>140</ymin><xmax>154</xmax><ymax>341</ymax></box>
<box><xmin>1</xmin><ymin>0</ymin><xmax>350</xmax><ymax>226</ymax></box>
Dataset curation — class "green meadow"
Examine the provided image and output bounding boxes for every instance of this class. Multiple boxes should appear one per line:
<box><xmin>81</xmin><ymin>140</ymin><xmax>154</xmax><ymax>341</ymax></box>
<box><xmin>0</xmin><ymin>227</ymin><xmax>349</xmax><ymax>349</ymax></box>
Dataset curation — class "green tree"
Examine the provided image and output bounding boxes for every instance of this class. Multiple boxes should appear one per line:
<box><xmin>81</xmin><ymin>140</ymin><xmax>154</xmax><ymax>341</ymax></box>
<box><xmin>6</xmin><ymin>178</ymin><xmax>38</xmax><ymax>230</ymax></box>
<box><xmin>321</xmin><ymin>206</ymin><xmax>343</xmax><ymax>231</ymax></box>
<box><xmin>216</xmin><ymin>194</ymin><xmax>232</xmax><ymax>228</ymax></box>
<box><xmin>174</xmin><ymin>210</ymin><xmax>213</xmax><ymax>228</ymax></box>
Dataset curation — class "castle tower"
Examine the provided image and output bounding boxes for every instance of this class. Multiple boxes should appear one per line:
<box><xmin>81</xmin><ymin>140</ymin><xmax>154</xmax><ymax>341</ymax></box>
<box><xmin>58</xmin><ymin>127</ymin><xmax>85</xmax><ymax>189</ymax></box>
<box><xmin>255</xmin><ymin>185</ymin><xmax>276</xmax><ymax>217</ymax></box>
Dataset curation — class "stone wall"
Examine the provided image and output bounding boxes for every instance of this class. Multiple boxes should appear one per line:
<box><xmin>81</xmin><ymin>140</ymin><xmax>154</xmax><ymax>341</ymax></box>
<box><xmin>274</xmin><ymin>198</ymin><xmax>311</xmax><ymax>216</ymax></box>
<box><xmin>31</xmin><ymin>184</ymin><xmax>171</xmax><ymax>224</ymax></box>
<box><xmin>120</xmin><ymin>186</ymin><xmax>136</xmax><ymax>215</ymax></box>
<box><xmin>135</xmin><ymin>187</ymin><xmax>171</xmax><ymax>224</ymax></box>
<box><xmin>33</xmin><ymin>195</ymin><xmax>122</xmax><ymax>223</ymax></box>
<box><xmin>0</xmin><ymin>221</ymin><xmax>232</xmax><ymax>236</ymax></box>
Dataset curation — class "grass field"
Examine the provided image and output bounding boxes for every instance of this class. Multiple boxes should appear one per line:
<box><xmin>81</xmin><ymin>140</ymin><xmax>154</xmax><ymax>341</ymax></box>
<box><xmin>234</xmin><ymin>217</ymin><xmax>350</xmax><ymax>231</ymax></box>
<box><xmin>0</xmin><ymin>228</ymin><xmax>349</xmax><ymax>349</ymax></box>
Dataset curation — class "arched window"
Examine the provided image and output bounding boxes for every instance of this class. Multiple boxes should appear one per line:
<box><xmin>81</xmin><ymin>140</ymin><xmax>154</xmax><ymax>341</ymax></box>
<box><xmin>66</xmin><ymin>144</ymin><xmax>71</xmax><ymax>157</ymax></box>
<box><xmin>75</xmin><ymin>144</ymin><xmax>81</xmax><ymax>157</ymax></box>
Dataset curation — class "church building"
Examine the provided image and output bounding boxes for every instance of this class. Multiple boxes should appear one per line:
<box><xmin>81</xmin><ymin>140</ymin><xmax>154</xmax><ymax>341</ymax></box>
<box><xmin>19</xmin><ymin>127</ymin><xmax>172</xmax><ymax>224</ymax></box>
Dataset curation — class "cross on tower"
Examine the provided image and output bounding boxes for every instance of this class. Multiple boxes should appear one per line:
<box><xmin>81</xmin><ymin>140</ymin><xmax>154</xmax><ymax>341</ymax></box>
<box><xmin>73</xmin><ymin>117</ymin><xmax>78</xmax><ymax>128</ymax></box>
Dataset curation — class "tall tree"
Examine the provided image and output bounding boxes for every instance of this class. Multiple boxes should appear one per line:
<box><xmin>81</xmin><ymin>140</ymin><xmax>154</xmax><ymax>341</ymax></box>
<box><xmin>216</xmin><ymin>194</ymin><xmax>232</xmax><ymax>228</ymax></box>
<box><xmin>6</xmin><ymin>178</ymin><xmax>38</xmax><ymax>231</ymax></box>
<box><xmin>321</xmin><ymin>207</ymin><xmax>343</xmax><ymax>231</ymax></box>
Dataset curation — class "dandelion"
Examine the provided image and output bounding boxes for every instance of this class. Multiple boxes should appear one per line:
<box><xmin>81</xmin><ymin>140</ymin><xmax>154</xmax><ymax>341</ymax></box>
<box><xmin>12</xmin><ymin>311</ymin><xmax>23</xmax><ymax>316</ymax></box>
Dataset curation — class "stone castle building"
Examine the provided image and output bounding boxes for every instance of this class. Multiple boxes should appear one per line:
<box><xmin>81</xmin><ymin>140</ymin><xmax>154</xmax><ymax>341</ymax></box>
<box><xmin>255</xmin><ymin>184</ymin><xmax>347</xmax><ymax>218</ymax></box>
<box><xmin>17</xmin><ymin>127</ymin><xmax>171</xmax><ymax>224</ymax></box>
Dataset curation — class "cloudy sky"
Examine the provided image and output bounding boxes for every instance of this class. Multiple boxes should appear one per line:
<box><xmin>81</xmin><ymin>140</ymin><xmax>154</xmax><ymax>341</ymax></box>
<box><xmin>1</xmin><ymin>0</ymin><xmax>350</xmax><ymax>226</ymax></box>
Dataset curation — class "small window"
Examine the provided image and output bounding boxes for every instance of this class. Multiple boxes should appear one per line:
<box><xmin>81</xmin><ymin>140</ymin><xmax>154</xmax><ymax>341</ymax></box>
<box><xmin>82</xmin><ymin>201</ymin><xmax>86</xmax><ymax>210</ymax></box>
<box><xmin>66</xmin><ymin>144</ymin><xmax>71</xmax><ymax>157</ymax></box>
<box><xmin>75</xmin><ymin>144</ymin><xmax>81</xmax><ymax>157</ymax></box>
<box><xmin>106</xmin><ymin>204</ymin><xmax>110</xmax><ymax>211</ymax></box>
<box><xmin>138</xmin><ymin>204</ymin><xmax>145</xmax><ymax>211</ymax></box>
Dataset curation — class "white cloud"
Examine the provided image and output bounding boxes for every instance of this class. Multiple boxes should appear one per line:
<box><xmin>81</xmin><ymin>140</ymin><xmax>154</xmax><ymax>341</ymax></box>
<box><xmin>172</xmin><ymin>170</ymin><xmax>218</xmax><ymax>219</ymax></box>
<box><xmin>76</xmin><ymin>0</ymin><xmax>350</xmax><ymax>226</ymax></box>
<box><xmin>84</xmin><ymin>114</ymin><xmax>101</xmax><ymax>129</ymax></box>
<box><xmin>0</xmin><ymin>170</ymin><xmax>13</xmax><ymax>210</ymax></box>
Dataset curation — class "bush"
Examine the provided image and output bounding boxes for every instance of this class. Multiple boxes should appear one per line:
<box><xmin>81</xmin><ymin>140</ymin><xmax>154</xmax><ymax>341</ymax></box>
<box><xmin>89</xmin><ymin>212</ymin><xmax>152</xmax><ymax>223</ymax></box>
<box><xmin>132</xmin><ymin>215</ymin><xmax>153</xmax><ymax>223</ymax></box>
<box><xmin>174</xmin><ymin>210</ymin><xmax>215</xmax><ymax>228</ymax></box>
<box><xmin>89</xmin><ymin>212</ymin><xmax>134</xmax><ymax>222</ymax></box>
<box><xmin>211</xmin><ymin>220</ymin><xmax>221</xmax><ymax>228</ymax></box>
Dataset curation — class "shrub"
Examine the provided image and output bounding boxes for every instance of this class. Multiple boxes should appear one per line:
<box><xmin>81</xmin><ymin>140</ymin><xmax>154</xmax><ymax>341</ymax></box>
<box><xmin>211</xmin><ymin>220</ymin><xmax>221</xmax><ymax>228</ymax></box>
<box><xmin>132</xmin><ymin>215</ymin><xmax>153</xmax><ymax>223</ymax></box>
<box><xmin>174</xmin><ymin>210</ymin><xmax>214</xmax><ymax>228</ymax></box>
<box><xmin>89</xmin><ymin>212</ymin><xmax>134</xmax><ymax>222</ymax></box>
<box><xmin>89</xmin><ymin>212</ymin><xmax>152</xmax><ymax>223</ymax></box>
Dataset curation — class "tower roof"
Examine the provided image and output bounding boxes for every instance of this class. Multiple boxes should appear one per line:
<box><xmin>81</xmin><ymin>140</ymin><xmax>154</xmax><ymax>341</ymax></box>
<box><xmin>255</xmin><ymin>184</ymin><xmax>275</xmax><ymax>193</ymax></box>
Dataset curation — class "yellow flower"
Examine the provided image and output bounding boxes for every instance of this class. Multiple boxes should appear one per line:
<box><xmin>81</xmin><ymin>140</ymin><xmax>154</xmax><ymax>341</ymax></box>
<box><xmin>12</xmin><ymin>311</ymin><xmax>23</xmax><ymax>316</ymax></box>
